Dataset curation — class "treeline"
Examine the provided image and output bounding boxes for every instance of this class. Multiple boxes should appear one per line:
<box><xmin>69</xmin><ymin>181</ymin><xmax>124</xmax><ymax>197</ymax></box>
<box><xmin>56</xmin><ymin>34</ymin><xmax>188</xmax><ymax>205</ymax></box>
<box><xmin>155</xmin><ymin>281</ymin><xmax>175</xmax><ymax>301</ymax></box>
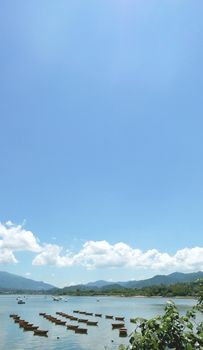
<box><xmin>0</xmin><ymin>288</ymin><xmax>49</xmax><ymax>295</ymax></box>
<box><xmin>54</xmin><ymin>280</ymin><xmax>203</xmax><ymax>297</ymax></box>
<box><xmin>1</xmin><ymin>280</ymin><xmax>202</xmax><ymax>297</ymax></box>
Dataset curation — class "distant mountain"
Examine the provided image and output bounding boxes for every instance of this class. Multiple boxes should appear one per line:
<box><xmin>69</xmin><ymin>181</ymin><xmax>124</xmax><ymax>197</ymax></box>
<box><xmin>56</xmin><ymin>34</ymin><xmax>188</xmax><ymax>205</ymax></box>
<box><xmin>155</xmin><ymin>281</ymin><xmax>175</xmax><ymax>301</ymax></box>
<box><xmin>86</xmin><ymin>280</ymin><xmax>116</xmax><ymax>288</ymax></box>
<box><xmin>123</xmin><ymin>271</ymin><xmax>203</xmax><ymax>288</ymax></box>
<box><xmin>0</xmin><ymin>271</ymin><xmax>55</xmax><ymax>291</ymax></box>
<box><xmin>64</xmin><ymin>271</ymin><xmax>203</xmax><ymax>291</ymax></box>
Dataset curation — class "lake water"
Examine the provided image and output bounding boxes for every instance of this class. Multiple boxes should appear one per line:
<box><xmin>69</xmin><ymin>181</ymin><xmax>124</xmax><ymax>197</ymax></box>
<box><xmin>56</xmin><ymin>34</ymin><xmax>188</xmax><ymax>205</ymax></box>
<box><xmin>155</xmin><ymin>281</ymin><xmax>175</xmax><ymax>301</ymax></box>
<box><xmin>0</xmin><ymin>295</ymin><xmax>197</xmax><ymax>350</ymax></box>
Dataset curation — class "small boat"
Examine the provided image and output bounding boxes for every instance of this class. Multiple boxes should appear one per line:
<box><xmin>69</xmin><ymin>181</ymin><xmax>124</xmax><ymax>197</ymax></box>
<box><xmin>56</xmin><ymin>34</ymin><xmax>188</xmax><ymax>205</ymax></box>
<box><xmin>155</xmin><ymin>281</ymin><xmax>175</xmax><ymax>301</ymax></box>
<box><xmin>23</xmin><ymin>325</ymin><xmax>39</xmax><ymax>331</ymax></box>
<box><xmin>19</xmin><ymin>321</ymin><xmax>29</xmax><ymax>328</ymax></box>
<box><xmin>95</xmin><ymin>313</ymin><xmax>102</xmax><ymax>317</ymax></box>
<box><xmin>69</xmin><ymin>316</ymin><xmax>78</xmax><ymax>321</ymax></box>
<box><xmin>13</xmin><ymin>315</ymin><xmax>20</xmax><ymax>320</ymax></box>
<box><xmin>39</xmin><ymin>312</ymin><xmax>46</xmax><ymax>316</ymax></box>
<box><xmin>17</xmin><ymin>299</ymin><xmax>25</xmax><ymax>304</ymax></box>
<box><xmin>112</xmin><ymin>323</ymin><xmax>125</xmax><ymax>329</ymax></box>
<box><xmin>75</xmin><ymin>327</ymin><xmax>88</xmax><ymax>334</ymax></box>
<box><xmin>54</xmin><ymin>320</ymin><xmax>66</xmax><ymax>325</ymax></box>
<box><xmin>115</xmin><ymin>317</ymin><xmax>125</xmax><ymax>321</ymax></box>
<box><xmin>34</xmin><ymin>329</ymin><xmax>48</xmax><ymax>336</ymax></box>
<box><xmin>105</xmin><ymin>315</ymin><xmax>114</xmax><ymax>319</ymax></box>
<box><xmin>119</xmin><ymin>328</ymin><xmax>128</xmax><ymax>337</ymax></box>
<box><xmin>67</xmin><ymin>324</ymin><xmax>79</xmax><ymax>330</ymax></box>
<box><xmin>87</xmin><ymin>321</ymin><xmax>98</xmax><ymax>326</ymax></box>
<box><xmin>85</xmin><ymin>312</ymin><xmax>93</xmax><ymax>316</ymax></box>
<box><xmin>14</xmin><ymin>319</ymin><xmax>22</xmax><ymax>323</ymax></box>
<box><xmin>78</xmin><ymin>319</ymin><xmax>88</xmax><ymax>323</ymax></box>
<box><xmin>52</xmin><ymin>296</ymin><xmax>62</xmax><ymax>301</ymax></box>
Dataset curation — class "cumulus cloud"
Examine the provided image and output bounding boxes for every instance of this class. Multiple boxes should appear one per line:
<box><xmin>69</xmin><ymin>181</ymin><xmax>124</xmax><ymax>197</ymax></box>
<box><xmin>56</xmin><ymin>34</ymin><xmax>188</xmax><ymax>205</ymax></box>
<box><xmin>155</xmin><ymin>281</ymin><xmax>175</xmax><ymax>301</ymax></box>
<box><xmin>0</xmin><ymin>248</ymin><xmax>17</xmax><ymax>264</ymax></box>
<box><xmin>32</xmin><ymin>240</ymin><xmax>203</xmax><ymax>272</ymax></box>
<box><xmin>0</xmin><ymin>222</ymin><xmax>41</xmax><ymax>252</ymax></box>
<box><xmin>33</xmin><ymin>244</ymin><xmax>73</xmax><ymax>267</ymax></box>
<box><xmin>1</xmin><ymin>221</ymin><xmax>203</xmax><ymax>273</ymax></box>
<box><xmin>0</xmin><ymin>221</ymin><xmax>41</xmax><ymax>264</ymax></box>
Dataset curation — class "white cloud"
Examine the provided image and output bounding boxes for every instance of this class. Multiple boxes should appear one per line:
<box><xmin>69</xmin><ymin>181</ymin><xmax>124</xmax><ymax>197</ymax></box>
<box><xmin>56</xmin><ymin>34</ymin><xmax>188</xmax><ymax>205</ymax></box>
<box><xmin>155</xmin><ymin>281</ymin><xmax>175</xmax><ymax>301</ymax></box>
<box><xmin>0</xmin><ymin>222</ymin><xmax>41</xmax><ymax>252</ymax></box>
<box><xmin>1</xmin><ymin>221</ymin><xmax>203</xmax><ymax>274</ymax></box>
<box><xmin>32</xmin><ymin>240</ymin><xmax>203</xmax><ymax>273</ymax></box>
<box><xmin>0</xmin><ymin>221</ymin><xmax>41</xmax><ymax>264</ymax></box>
<box><xmin>0</xmin><ymin>248</ymin><xmax>17</xmax><ymax>264</ymax></box>
<box><xmin>32</xmin><ymin>244</ymin><xmax>73</xmax><ymax>267</ymax></box>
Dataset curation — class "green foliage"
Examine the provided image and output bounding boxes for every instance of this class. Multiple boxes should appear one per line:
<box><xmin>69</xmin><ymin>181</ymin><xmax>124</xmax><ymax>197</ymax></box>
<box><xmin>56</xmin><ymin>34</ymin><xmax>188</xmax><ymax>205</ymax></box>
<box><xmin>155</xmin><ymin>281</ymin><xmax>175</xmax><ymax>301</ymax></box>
<box><xmin>52</xmin><ymin>280</ymin><xmax>203</xmax><ymax>297</ymax></box>
<box><xmin>120</xmin><ymin>297</ymin><xmax>203</xmax><ymax>350</ymax></box>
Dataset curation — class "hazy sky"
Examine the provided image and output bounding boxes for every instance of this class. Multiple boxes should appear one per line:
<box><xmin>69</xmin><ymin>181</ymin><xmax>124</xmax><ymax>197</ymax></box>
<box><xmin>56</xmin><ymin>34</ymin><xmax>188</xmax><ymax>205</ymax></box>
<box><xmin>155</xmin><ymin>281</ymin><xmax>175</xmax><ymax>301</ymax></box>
<box><xmin>0</xmin><ymin>1</ymin><xmax>203</xmax><ymax>287</ymax></box>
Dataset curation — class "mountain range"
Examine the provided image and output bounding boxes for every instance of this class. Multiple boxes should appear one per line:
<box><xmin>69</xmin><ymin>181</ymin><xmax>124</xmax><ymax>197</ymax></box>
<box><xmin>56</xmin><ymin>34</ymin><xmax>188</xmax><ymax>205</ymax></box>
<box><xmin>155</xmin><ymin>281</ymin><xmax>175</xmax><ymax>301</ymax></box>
<box><xmin>0</xmin><ymin>271</ymin><xmax>55</xmax><ymax>291</ymax></box>
<box><xmin>62</xmin><ymin>271</ymin><xmax>203</xmax><ymax>291</ymax></box>
<box><xmin>0</xmin><ymin>270</ymin><xmax>203</xmax><ymax>292</ymax></box>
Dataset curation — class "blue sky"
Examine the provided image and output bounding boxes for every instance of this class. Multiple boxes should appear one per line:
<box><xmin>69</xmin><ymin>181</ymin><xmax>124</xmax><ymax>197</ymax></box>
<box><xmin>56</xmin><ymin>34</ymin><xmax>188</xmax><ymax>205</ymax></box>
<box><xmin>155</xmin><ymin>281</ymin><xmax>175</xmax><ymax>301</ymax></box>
<box><xmin>0</xmin><ymin>1</ymin><xmax>203</xmax><ymax>287</ymax></box>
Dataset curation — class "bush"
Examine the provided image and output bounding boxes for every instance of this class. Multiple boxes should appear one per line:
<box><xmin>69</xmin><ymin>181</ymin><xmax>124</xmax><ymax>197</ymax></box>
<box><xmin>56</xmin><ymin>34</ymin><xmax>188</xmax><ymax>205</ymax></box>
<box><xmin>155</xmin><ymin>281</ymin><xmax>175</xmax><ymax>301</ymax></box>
<box><xmin>120</xmin><ymin>296</ymin><xmax>203</xmax><ymax>350</ymax></box>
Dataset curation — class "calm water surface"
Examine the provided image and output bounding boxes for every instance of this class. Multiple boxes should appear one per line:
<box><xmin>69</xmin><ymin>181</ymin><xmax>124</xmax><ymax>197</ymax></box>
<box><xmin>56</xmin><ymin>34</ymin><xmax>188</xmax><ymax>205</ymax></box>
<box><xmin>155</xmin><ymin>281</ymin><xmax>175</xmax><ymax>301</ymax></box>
<box><xmin>0</xmin><ymin>295</ymin><xmax>196</xmax><ymax>350</ymax></box>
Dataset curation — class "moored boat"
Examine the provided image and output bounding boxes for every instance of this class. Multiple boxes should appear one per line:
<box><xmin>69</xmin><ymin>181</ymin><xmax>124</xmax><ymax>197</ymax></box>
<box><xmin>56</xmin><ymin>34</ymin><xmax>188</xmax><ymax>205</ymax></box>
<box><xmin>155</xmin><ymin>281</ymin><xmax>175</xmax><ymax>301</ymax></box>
<box><xmin>87</xmin><ymin>321</ymin><xmax>98</xmax><ymax>326</ymax></box>
<box><xmin>112</xmin><ymin>323</ymin><xmax>125</xmax><ymax>329</ymax></box>
<box><xmin>17</xmin><ymin>299</ymin><xmax>25</xmax><ymax>304</ymax></box>
<box><xmin>78</xmin><ymin>319</ymin><xmax>88</xmax><ymax>323</ymax></box>
<box><xmin>67</xmin><ymin>324</ymin><xmax>79</xmax><ymax>330</ymax></box>
<box><xmin>23</xmin><ymin>325</ymin><xmax>39</xmax><ymax>331</ymax></box>
<box><xmin>54</xmin><ymin>320</ymin><xmax>66</xmax><ymax>325</ymax></box>
<box><xmin>34</xmin><ymin>329</ymin><xmax>48</xmax><ymax>336</ymax></box>
<box><xmin>105</xmin><ymin>315</ymin><xmax>114</xmax><ymax>319</ymax></box>
<box><xmin>119</xmin><ymin>328</ymin><xmax>128</xmax><ymax>337</ymax></box>
<box><xmin>75</xmin><ymin>327</ymin><xmax>88</xmax><ymax>334</ymax></box>
<box><xmin>69</xmin><ymin>316</ymin><xmax>78</xmax><ymax>321</ymax></box>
